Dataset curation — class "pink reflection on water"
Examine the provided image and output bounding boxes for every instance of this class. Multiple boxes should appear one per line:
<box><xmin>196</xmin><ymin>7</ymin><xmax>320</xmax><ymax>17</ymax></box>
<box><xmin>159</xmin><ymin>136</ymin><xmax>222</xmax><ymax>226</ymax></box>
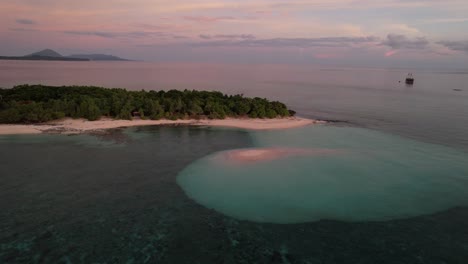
<box><xmin>217</xmin><ymin>147</ymin><xmax>342</xmax><ymax>164</ymax></box>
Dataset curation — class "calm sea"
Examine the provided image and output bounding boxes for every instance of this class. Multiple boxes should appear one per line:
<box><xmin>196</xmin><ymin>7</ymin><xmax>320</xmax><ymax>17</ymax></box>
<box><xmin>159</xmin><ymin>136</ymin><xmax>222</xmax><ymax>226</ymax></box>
<box><xmin>1</xmin><ymin>60</ymin><xmax>467</xmax><ymax>150</ymax></box>
<box><xmin>1</xmin><ymin>60</ymin><xmax>468</xmax><ymax>263</ymax></box>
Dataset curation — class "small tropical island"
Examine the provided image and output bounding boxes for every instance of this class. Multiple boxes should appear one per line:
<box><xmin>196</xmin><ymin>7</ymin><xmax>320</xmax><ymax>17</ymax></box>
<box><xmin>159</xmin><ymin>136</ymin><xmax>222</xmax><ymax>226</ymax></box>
<box><xmin>0</xmin><ymin>85</ymin><xmax>315</xmax><ymax>134</ymax></box>
<box><xmin>0</xmin><ymin>49</ymin><xmax>130</xmax><ymax>61</ymax></box>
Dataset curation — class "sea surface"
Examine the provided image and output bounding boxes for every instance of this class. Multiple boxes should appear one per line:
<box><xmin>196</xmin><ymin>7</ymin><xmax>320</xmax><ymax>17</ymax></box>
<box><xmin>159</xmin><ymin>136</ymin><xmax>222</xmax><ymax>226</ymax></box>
<box><xmin>1</xmin><ymin>61</ymin><xmax>468</xmax><ymax>263</ymax></box>
<box><xmin>1</xmin><ymin>60</ymin><xmax>467</xmax><ymax>150</ymax></box>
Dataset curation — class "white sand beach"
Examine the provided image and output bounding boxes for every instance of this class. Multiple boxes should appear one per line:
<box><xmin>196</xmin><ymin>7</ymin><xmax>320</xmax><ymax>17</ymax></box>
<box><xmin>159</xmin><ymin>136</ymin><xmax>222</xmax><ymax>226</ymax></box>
<box><xmin>0</xmin><ymin>117</ymin><xmax>320</xmax><ymax>135</ymax></box>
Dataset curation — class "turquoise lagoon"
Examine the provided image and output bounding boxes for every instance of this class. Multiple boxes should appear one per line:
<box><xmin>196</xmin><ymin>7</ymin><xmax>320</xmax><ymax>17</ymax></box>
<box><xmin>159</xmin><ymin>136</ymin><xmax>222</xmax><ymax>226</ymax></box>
<box><xmin>2</xmin><ymin>125</ymin><xmax>468</xmax><ymax>262</ymax></box>
<box><xmin>177</xmin><ymin>125</ymin><xmax>468</xmax><ymax>223</ymax></box>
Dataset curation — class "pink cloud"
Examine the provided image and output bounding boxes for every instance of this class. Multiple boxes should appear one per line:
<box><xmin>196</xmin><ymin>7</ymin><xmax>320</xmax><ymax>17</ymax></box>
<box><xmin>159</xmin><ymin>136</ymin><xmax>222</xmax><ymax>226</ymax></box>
<box><xmin>314</xmin><ymin>53</ymin><xmax>338</xmax><ymax>59</ymax></box>
<box><xmin>183</xmin><ymin>16</ymin><xmax>235</xmax><ymax>23</ymax></box>
<box><xmin>385</xmin><ymin>50</ymin><xmax>398</xmax><ymax>57</ymax></box>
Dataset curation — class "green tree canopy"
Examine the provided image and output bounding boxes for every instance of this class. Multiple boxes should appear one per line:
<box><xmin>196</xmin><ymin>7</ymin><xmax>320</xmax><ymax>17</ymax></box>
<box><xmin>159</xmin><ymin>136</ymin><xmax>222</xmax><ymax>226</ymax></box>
<box><xmin>0</xmin><ymin>85</ymin><xmax>294</xmax><ymax>123</ymax></box>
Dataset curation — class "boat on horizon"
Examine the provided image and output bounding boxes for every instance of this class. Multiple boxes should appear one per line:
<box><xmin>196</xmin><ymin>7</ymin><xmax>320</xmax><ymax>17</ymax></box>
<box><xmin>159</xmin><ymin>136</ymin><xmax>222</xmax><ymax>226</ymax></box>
<box><xmin>405</xmin><ymin>73</ymin><xmax>415</xmax><ymax>85</ymax></box>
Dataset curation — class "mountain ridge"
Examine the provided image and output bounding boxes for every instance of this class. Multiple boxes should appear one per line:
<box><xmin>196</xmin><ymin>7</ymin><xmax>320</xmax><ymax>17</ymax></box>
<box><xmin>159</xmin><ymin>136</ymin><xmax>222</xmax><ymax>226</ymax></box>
<box><xmin>29</xmin><ymin>49</ymin><xmax>63</xmax><ymax>58</ymax></box>
<box><xmin>0</xmin><ymin>49</ymin><xmax>130</xmax><ymax>61</ymax></box>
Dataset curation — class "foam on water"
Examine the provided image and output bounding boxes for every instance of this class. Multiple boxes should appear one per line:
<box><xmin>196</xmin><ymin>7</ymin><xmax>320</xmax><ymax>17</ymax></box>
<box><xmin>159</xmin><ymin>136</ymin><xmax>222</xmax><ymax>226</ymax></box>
<box><xmin>177</xmin><ymin>125</ymin><xmax>468</xmax><ymax>223</ymax></box>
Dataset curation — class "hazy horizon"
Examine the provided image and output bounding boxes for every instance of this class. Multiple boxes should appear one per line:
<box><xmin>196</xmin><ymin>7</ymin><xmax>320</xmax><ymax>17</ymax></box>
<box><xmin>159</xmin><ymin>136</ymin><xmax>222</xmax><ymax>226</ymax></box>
<box><xmin>1</xmin><ymin>0</ymin><xmax>468</xmax><ymax>68</ymax></box>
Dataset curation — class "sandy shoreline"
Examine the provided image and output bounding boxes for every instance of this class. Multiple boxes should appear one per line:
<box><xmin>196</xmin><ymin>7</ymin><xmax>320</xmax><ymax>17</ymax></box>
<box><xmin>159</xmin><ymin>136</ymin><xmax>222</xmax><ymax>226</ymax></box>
<box><xmin>0</xmin><ymin>117</ymin><xmax>320</xmax><ymax>135</ymax></box>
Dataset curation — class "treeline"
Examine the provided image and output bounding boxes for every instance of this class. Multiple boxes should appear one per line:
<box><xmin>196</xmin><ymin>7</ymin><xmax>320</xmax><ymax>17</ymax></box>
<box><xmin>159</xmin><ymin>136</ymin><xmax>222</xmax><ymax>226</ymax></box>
<box><xmin>0</xmin><ymin>85</ymin><xmax>295</xmax><ymax>123</ymax></box>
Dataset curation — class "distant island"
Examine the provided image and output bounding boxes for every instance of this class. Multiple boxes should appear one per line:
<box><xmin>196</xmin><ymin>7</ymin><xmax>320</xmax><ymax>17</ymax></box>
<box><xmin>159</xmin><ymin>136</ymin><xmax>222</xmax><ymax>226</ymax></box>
<box><xmin>0</xmin><ymin>49</ymin><xmax>130</xmax><ymax>62</ymax></box>
<box><xmin>0</xmin><ymin>85</ymin><xmax>295</xmax><ymax>124</ymax></box>
<box><xmin>67</xmin><ymin>54</ymin><xmax>130</xmax><ymax>61</ymax></box>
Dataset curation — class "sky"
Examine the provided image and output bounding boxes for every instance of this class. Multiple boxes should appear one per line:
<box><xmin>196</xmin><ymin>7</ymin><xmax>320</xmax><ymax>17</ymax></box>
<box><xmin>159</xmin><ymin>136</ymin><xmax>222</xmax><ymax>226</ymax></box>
<box><xmin>1</xmin><ymin>0</ymin><xmax>467</xmax><ymax>68</ymax></box>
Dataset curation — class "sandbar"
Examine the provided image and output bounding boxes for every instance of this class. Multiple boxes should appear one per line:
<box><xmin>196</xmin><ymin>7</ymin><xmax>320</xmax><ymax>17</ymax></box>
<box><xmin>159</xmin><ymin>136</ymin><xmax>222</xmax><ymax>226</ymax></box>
<box><xmin>221</xmin><ymin>147</ymin><xmax>341</xmax><ymax>163</ymax></box>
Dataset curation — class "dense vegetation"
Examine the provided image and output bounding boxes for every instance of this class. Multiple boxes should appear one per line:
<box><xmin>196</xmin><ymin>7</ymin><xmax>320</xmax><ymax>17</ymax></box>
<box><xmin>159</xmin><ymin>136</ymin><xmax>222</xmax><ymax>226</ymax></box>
<box><xmin>0</xmin><ymin>85</ymin><xmax>294</xmax><ymax>123</ymax></box>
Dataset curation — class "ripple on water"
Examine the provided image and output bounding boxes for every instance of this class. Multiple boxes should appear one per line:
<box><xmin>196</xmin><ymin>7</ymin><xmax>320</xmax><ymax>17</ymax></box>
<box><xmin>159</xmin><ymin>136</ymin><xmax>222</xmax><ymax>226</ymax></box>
<box><xmin>177</xmin><ymin>125</ymin><xmax>468</xmax><ymax>224</ymax></box>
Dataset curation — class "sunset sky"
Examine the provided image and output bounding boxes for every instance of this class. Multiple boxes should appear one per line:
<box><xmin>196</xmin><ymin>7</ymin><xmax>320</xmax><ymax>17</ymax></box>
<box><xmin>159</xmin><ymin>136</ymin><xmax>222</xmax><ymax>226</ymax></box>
<box><xmin>1</xmin><ymin>0</ymin><xmax>467</xmax><ymax>67</ymax></box>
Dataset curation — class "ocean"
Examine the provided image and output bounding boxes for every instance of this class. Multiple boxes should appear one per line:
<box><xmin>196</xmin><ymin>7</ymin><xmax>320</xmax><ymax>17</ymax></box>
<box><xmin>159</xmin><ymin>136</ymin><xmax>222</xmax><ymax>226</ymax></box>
<box><xmin>1</xmin><ymin>60</ymin><xmax>467</xmax><ymax>150</ymax></box>
<box><xmin>1</xmin><ymin>60</ymin><xmax>468</xmax><ymax>263</ymax></box>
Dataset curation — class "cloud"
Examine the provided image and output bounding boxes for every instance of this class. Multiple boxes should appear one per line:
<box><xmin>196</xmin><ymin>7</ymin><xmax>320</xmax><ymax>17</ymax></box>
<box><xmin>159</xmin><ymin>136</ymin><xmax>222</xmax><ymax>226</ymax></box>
<box><xmin>9</xmin><ymin>27</ymin><xmax>39</xmax><ymax>32</ymax></box>
<box><xmin>62</xmin><ymin>30</ymin><xmax>168</xmax><ymax>39</ymax></box>
<box><xmin>437</xmin><ymin>40</ymin><xmax>468</xmax><ymax>53</ymax></box>
<box><xmin>133</xmin><ymin>23</ymin><xmax>167</xmax><ymax>30</ymax></box>
<box><xmin>381</xmin><ymin>34</ymin><xmax>429</xmax><ymax>49</ymax></box>
<box><xmin>199</xmin><ymin>34</ymin><xmax>212</xmax><ymax>40</ymax></box>
<box><xmin>314</xmin><ymin>53</ymin><xmax>338</xmax><ymax>59</ymax></box>
<box><xmin>16</xmin><ymin>18</ymin><xmax>36</xmax><ymax>25</ymax></box>
<box><xmin>183</xmin><ymin>16</ymin><xmax>235</xmax><ymax>23</ymax></box>
<box><xmin>172</xmin><ymin>35</ymin><xmax>188</xmax><ymax>39</ymax></box>
<box><xmin>422</xmin><ymin>18</ymin><xmax>468</xmax><ymax>24</ymax></box>
<box><xmin>63</xmin><ymin>31</ymin><xmax>118</xmax><ymax>38</ymax></box>
<box><xmin>385</xmin><ymin>50</ymin><xmax>398</xmax><ymax>57</ymax></box>
<box><xmin>192</xmin><ymin>36</ymin><xmax>379</xmax><ymax>48</ymax></box>
<box><xmin>199</xmin><ymin>34</ymin><xmax>256</xmax><ymax>40</ymax></box>
<box><xmin>383</xmin><ymin>24</ymin><xmax>421</xmax><ymax>35</ymax></box>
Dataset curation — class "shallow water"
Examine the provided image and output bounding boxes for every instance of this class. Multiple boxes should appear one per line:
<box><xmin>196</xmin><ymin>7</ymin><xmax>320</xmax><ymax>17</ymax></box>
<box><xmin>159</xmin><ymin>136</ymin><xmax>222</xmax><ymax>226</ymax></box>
<box><xmin>1</xmin><ymin>126</ymin><xmax>468</xmax><ymax>263</ymax></box>
<box><xmin>0</xmin><ymin>126</ymin><xmax>251</xmax><ymax>263</ymax></box>
<box><xmin>177</xmin><ymin>125</ymin><xmax>468</xmax><ymax>223</ymax></box>
<box><xmin>1</xmin><ymin>61</ymin><xmax>468</xmax><ymax>262</ymax></box>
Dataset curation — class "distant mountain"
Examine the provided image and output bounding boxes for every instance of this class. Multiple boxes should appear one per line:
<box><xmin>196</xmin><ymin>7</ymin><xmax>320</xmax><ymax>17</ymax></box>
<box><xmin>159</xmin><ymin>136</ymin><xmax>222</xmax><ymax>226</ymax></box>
<box><xmin>68</xmin><ymin>54</ymin><xmax>130</xmax><ymax>61</ymax></box>
<box><xmin>0</xmin><ymin>49</ymin><xmax>130</xmax><ymax>61</ymax></box>
<box><xmin>29</xmin><ymin>49</ymin><xmax>63</xmax><ymax>58</ymax></box>
<box><xmin>0</xmin><ymin>49</ymin><xmax>88</xmax><ymax>61</ymax></box>
<box><xmin>0</xmin><ymin>55</ymin><xmax>88</xmax><ymax>61</ymax></box>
